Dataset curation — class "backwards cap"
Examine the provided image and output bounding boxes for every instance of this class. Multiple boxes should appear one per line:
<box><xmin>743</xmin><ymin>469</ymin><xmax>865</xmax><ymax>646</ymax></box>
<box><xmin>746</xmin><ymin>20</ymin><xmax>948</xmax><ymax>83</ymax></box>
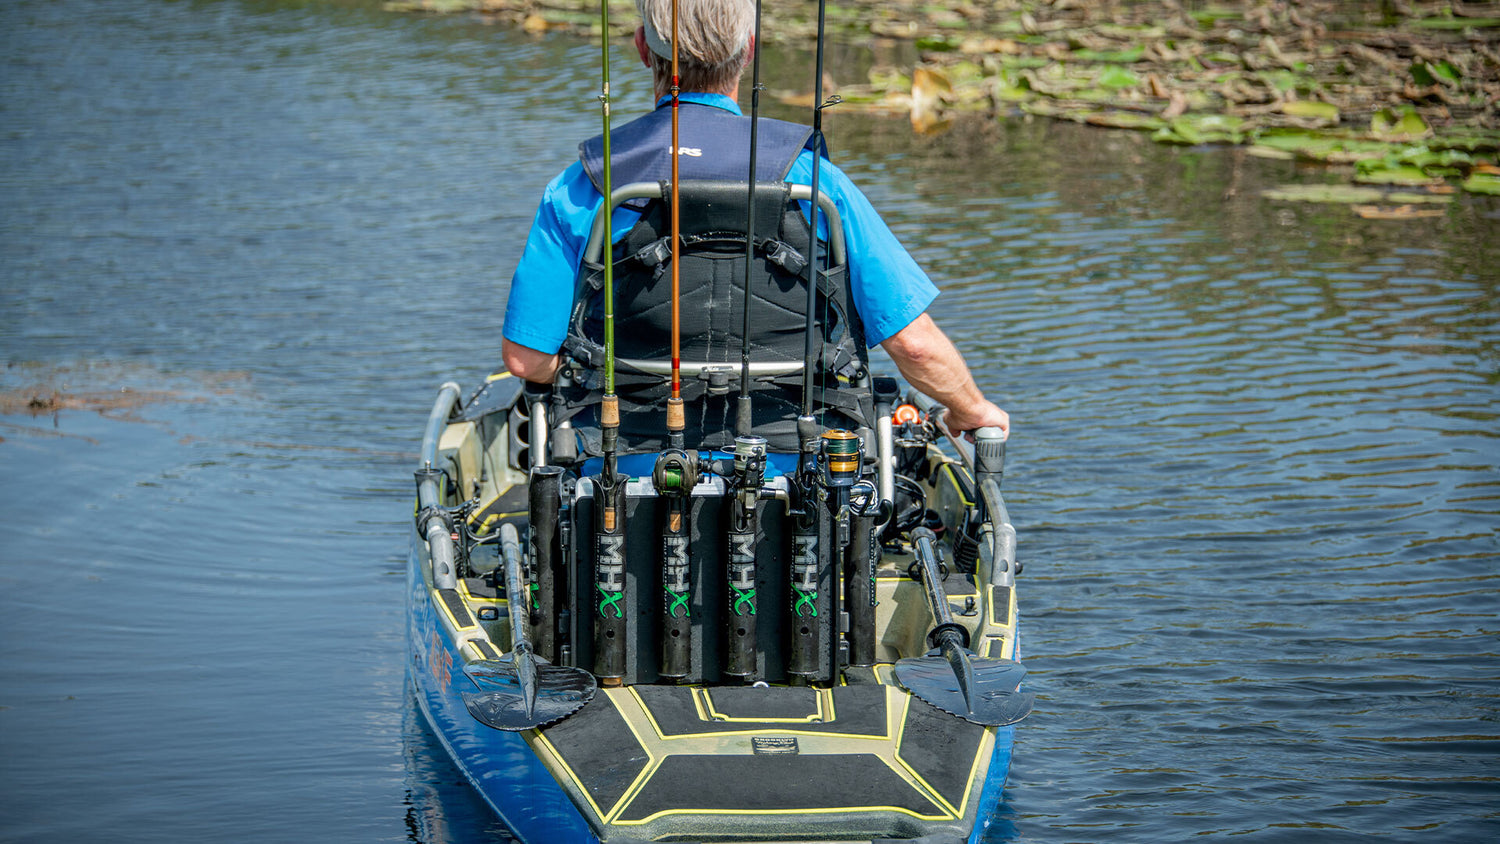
<box><xmin>636</xmin><ymin>0</ymin><xmax>752</xmax><ymax>68</ymax></box>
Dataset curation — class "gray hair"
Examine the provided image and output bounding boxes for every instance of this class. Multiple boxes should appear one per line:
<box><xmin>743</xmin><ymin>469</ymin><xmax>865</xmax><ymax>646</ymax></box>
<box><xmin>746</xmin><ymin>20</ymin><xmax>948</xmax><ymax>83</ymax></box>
<box><xmin>635</xmin><ymin>0</ymin><xmax>753</xmax><ymax>93</ymax></box>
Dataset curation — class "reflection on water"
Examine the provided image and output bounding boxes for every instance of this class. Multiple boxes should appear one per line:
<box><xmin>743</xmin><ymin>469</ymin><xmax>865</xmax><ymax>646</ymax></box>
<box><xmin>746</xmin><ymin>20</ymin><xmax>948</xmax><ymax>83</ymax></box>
<box><xmin>403</xmin><ymin>682</ymin><xmax>518</xmax><ymax>844</ymax></box>
<box><xmin>2</xmin><ymin>1</ymin><xmax>1497</xmax><ymax>842</ymax></box>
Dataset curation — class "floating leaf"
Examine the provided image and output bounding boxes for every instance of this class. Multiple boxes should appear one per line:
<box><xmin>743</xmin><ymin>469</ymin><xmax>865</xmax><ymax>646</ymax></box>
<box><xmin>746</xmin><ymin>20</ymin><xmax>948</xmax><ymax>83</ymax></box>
<box><xmin>1352</xmin><ymin>205</ymin><xmax>1447</xmax><ymax>220</ymax></box>
<box><xmin>1394</xmin><ymin>147</ymin><xmax>1474</xmax><ymax>170</ymax></box>
<box><xmin>1073</xmin><ymin>45</ymin><xmax>1147</xmax><ymax>63</ymax></box>
<box><xmin>1462</xmin><ymin>172</ymin><xmax>1500</xmax><ymax>195</ymax></box>
<box><xmin>1262</xmin><ymin>184</ymin><xmax>1451</xmax><ymax>205</ymax></box>
<box><xmin>1153</xmin><ymin>113</ymin><xmax>1245</xmax><ymax>146</ymax></box>
<box><xmin>915</xmin><ymin>34</ymin><xmax>960</xmax><ymax>52</ymax></box>
<box><xmin>1354</xmin><ymin>161</ymin><xmax>1440</xmax><ymax>186</ymax></box>
<box><xmin>1371</xmin><ymin>106</ymin><xmax>1430</xmax><ymax>141</ymax></box>
<box><xmin>1249</xmin><ymin>129</ymin><xmax>1388</xmax><ymax>163</ymax></box>
<box><xmin>1262</xmin><ymin>184</ymin><xmax>1387</xmax><ymax>204</ymax></box>
<box><xmin>1085</xmin><ymin>111</ymin><xmax>1165</xmax><ymax>131</ymax></box>
<box><xmin>911</xmin><ymin>66</ymin><xmax>952</xmax><ymax>135</ymax></box>
<box><xmin>1410</xmin><ymin>60</ymin><xmax>1462</xmax><ymax>87</ymax></box>
<box><xmin>1096</xmin><ymin>65</ymin><xmax>1140</xmax><ymax>89</ymax></box>
<box><xmin>1280</xmin><ymin>100</ymin><xmax>1340</xmax><ymax>122</ymax></box>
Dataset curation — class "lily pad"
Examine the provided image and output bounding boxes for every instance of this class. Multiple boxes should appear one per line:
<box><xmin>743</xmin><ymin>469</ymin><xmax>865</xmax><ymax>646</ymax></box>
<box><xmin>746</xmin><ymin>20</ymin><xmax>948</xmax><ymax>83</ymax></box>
<box><xmin>1462</xmin><ymin>172</ymin><xmax>1500</xmax><ymax>195</ymax></box>
<box><xmin>1352</xmin><ymin>205</ymin><xmax>1447</xmax><ymax>220</ymax></box>
<box><xmin>1262</xmin><ymin>184</ymin><xmax>1387</xmax><ymax>203</ymax></box>
<box><xmin>1354</xmin><ymin>161</ymin><xmax>1441</xmax><ymax>186</ymax></box>
<box><xmin>1261</xmin><ymin>184</ymin><xmax>1451</xmax><ymax>204</ymax></box>
<box><xmin>1410</xmin><ymin>60</ymin><xmax>1461</xmax><ymax>87</ymax></box>
<box><xmin>1250</xmin><ymin>129</ymin><xmax>1388</xmax><ymax>163</ymax></box>
<box><xmin>1096</xmin><ymin>65</ymin><xmax>1140</xmax><ymax>89</ymax></box>
<box><xmin>1280</xmin><ymin>100</ymin><xmax>1340</xmax><ymax>123</ymax></box>
<box><xmin>1371</xmin><ymin>106</ymin><xmax>1430</xmax><ymax>141</ymax></box>
<box><xmin>1153</xmin><ymin>113</ymin><xmax>1246</xmax><ymax>146</ymax></box>
<box><xmin>1074</xmin><ymin>45</ymin><xmax>1147</xmax><ymax>63</ymax></box>
<box><xmin>1085</xmin><ymin>111</ymin><xmax>1166</xmax><ymax>131</ymax></box>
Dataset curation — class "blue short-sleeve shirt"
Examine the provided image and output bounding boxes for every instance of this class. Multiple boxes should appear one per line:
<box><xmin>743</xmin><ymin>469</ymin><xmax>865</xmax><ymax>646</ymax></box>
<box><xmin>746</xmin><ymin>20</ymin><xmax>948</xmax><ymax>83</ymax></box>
<box><xmin>503</xmin><ymin>93</ymin><xmax>937</xmax><ymax>353</ymax></box>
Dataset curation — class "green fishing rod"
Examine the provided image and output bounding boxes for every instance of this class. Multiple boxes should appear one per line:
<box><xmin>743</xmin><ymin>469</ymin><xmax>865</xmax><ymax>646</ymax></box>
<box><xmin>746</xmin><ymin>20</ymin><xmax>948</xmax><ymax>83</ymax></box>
<box><xmin>593</xmin><ymin>0</ymin><xmax>628</xmax><ymax>686</ymax></box>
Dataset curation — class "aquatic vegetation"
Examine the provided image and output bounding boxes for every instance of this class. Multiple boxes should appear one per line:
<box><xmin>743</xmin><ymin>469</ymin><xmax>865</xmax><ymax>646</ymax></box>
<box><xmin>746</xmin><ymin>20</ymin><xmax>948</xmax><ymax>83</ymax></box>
<box><xmin>385</xmin><ymin>1</ymin><xmax>1500</xmax><ymax>200</ymax></box>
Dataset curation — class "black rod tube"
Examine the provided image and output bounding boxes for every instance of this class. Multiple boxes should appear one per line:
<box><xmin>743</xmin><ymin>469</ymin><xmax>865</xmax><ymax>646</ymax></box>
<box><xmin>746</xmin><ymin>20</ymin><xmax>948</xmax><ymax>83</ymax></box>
<box><xmin>785</xmin><ymin>508</ymin><xmax>822</xmax><ymax>681</ymax></box>
<box><xmin>654</xmin><ymin>450</ymin><xmax>698</xmax><ymax>681</ymax></box>
<box><xmin>528</xmin><ymin>466</ymin><xmax>564</xmax><ymax>663</ymax></box>
<box><xmin>660</xmin><ymin>497</ymin><xmax>692</xmax><ymax>679</ymax></box>
<box><xmin>592</xmin><ymin>476</ymin><xmax>628</xmax><ymax>683</ymax></box>
<box><xmin>847</xmin><ymin>504</ymin><xmax>877</xmax><ymax>666</ymax></box>
<box><xmin>725</xmin><ymin>436</ymin><xmax>767</xmax><ymax>680</ymax></box>
<box><xmin>724</xmin><ymin>500</ymin><xmax>759</xmax><ymax>679</ymax></box>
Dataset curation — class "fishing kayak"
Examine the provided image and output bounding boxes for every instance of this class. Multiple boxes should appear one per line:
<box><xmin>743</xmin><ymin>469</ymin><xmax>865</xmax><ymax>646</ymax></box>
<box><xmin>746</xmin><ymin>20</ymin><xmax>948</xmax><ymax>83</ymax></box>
<box><xmin>407</xmin><ymin>371</ymin><xmax>1032</xmax><ymax>843</ymax></box>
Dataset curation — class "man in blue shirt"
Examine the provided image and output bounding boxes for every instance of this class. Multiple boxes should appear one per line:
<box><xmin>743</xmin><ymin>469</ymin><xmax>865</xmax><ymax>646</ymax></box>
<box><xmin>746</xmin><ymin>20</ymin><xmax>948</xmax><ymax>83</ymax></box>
<box><xmin>502</xmin><ymin>0</ymin><xmax>1008</xmax><ymax>440</ymax></box>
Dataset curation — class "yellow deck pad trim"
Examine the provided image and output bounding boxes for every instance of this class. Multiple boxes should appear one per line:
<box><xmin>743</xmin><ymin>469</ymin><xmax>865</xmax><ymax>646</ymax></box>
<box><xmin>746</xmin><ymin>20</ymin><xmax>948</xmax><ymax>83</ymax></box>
<box><xmin>527</xmin><ymin>682</ymin><xmax>995</xmax><ymax>829</ymax></box>
<box><xmin>595</xmin><ymin>686</ymin><xmax>969</xmax><ymax>826</ymax></box>
<box><xmin>693</xmin><ymin>686</ymin><xmax>835</xmax><ymax>725</ymax></box>
<box><xmin>430</xmin><ymin>587</ymin><xmax>476</xmax><ymax>632</ymax></box>
<box><xmin>938</xmin><ymin>462</ymin><xmax>975</xmax><ymax>508</ymax></box>
<box><xmin>986</xmin><ymin>585</ymin><xmax>1013</xmax><ymax>625</ymax></box>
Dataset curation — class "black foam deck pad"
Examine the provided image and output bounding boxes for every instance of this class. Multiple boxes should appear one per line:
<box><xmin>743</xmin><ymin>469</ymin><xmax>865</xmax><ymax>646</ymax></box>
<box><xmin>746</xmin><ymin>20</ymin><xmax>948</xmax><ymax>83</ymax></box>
<box><xmin>618</xmin><ymin>753</ymin><xmax>944</xmax><ymax>820</ymax></box>
<box><xmin>540</xmin><ymin>694</ymin><xmax>650</xmax><ymax>814</ymax></box>
<box><xmin>897</xmin><ymin>697</ymin><xmax>987</xmax><ymax>811</ymax></box>
<box><xmin>630</xmin><ymin>684</ymin><xmax>889</xmax><ymax>738</ymax></box>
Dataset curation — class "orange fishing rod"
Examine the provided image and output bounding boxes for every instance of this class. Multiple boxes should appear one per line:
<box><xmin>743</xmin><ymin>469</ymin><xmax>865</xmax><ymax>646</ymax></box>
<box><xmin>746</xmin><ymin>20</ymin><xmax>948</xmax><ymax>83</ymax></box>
<box><xmin>666</xmin><ymin>0</ymin><xmax>685</xmax><ymax>449</ymax></box>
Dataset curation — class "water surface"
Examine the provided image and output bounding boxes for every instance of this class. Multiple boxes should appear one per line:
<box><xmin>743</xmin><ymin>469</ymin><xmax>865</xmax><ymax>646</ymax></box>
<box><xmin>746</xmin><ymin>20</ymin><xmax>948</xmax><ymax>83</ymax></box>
<box><xmin>2</xmin><ymin>1</ymin><xmax>1497</xmax><ymax>842</ymax></box>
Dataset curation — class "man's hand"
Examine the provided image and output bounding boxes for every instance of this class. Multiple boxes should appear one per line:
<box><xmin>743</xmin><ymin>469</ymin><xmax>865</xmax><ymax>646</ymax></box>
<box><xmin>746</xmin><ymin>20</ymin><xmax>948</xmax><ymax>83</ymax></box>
<box><xmin>944</xmin><ymin>399</ymin><xmax>1010</xmax><ymax>441</ymax></box>
<box><xmin>881</xmin><ymin>313</ymin><xmax>1010</xmax><ymax>440</ymax></box>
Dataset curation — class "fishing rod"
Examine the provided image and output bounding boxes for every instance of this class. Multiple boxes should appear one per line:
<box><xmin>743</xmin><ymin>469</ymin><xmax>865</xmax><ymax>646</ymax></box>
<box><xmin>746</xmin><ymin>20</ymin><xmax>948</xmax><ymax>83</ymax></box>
<box><xmin>788</xmin><ymin>0</ymin><xmax>836</xmax><ymax>685</ymax></box>
<box><xmin>593</xmin><ymin>0</ymin><xmax>628</xmax><ymax>686</ymax></box>
<box><xmin>666</xmin><ymin>0</ymin><xmax>686</xmax><ymax>450</ymax></box>
<box><xmin>799</xmin><ymin>0</ymin><xmax>833</xmax><ymax>425</ymax></box>
<box><xmin>736</xmin><ymin>0</ymin><xmax>765</xmax><ymax>438</ymax></box>
<box><xmin>725</xmin><ymin>0</ymin><xmax>768</xmax><ymax>683</ymax></box>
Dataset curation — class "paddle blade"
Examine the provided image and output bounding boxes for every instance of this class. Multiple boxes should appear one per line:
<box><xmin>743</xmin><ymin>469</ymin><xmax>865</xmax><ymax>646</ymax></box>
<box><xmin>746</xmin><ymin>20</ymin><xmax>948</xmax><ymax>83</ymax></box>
<box><xmin>462</xmin><ymin>658</ymin><xmax>596</xmax><ymax>731</ymax></box>
<box><xmin>895</xmin><ymin>654</ymin><xmax>1035</xmax><ymax>726</ymax></box>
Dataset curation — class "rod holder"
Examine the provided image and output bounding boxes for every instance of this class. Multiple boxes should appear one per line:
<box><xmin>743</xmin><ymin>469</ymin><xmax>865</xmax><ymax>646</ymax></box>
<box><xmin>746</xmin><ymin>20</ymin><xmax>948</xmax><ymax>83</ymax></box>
<box><xmin>654</xmin><ymin>449</ymin><xmax>699</xmax><ymax>681</ymax></box>
<box><xmin>528</xmin><ymin>466</ymin><xmax>564</xmax><ymax>662</ymax></box>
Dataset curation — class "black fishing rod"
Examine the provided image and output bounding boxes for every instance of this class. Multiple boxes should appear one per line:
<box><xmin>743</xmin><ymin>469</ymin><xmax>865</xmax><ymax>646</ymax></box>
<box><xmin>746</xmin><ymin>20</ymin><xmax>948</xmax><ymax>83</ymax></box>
<box><xmin>787</xmin><ymin>0</ymin><xmax>837</xmax><ymax>686</ymax></box>
<box><xmin>735</xmin><ymin>0</ymin><xmax>765</xmax><ymax>438</ymax></box>
<box><xmin>799</xmin><ymin>0</ymin><xmax>833</xmax><ymax>424</ymax></box>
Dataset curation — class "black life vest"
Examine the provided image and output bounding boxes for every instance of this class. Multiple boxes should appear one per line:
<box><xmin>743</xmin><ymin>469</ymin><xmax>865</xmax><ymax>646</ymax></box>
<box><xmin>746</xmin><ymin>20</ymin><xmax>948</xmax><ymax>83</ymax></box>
<box><xmin>556</xmin><ymin>103</ymin><xmax>872</xmax><ymax>457</ymax></box>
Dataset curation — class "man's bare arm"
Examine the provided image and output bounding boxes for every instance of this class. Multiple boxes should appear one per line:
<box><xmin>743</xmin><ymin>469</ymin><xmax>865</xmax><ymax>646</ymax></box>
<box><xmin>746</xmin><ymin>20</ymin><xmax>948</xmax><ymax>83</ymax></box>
<box><xmin>880</xmin><ymin>313</ymin><xmax>1009</xmax><ymax>437</ymax></box>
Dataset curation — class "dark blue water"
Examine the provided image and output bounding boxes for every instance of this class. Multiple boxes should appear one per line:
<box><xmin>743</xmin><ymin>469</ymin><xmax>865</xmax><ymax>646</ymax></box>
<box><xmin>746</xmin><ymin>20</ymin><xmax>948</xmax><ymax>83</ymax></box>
<box><xmin>2</xmin><ymin>1</ymin><xmax>1497</xmax><ymax>842</ymax></box>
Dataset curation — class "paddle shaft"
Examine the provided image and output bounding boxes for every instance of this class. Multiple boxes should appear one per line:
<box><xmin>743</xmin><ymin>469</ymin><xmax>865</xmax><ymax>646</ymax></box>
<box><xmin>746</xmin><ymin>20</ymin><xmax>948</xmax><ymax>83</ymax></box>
<box><xmin>499</xmin><ymin>523</ymin><xmax>539</xmax><ymax>719</ymax></box>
